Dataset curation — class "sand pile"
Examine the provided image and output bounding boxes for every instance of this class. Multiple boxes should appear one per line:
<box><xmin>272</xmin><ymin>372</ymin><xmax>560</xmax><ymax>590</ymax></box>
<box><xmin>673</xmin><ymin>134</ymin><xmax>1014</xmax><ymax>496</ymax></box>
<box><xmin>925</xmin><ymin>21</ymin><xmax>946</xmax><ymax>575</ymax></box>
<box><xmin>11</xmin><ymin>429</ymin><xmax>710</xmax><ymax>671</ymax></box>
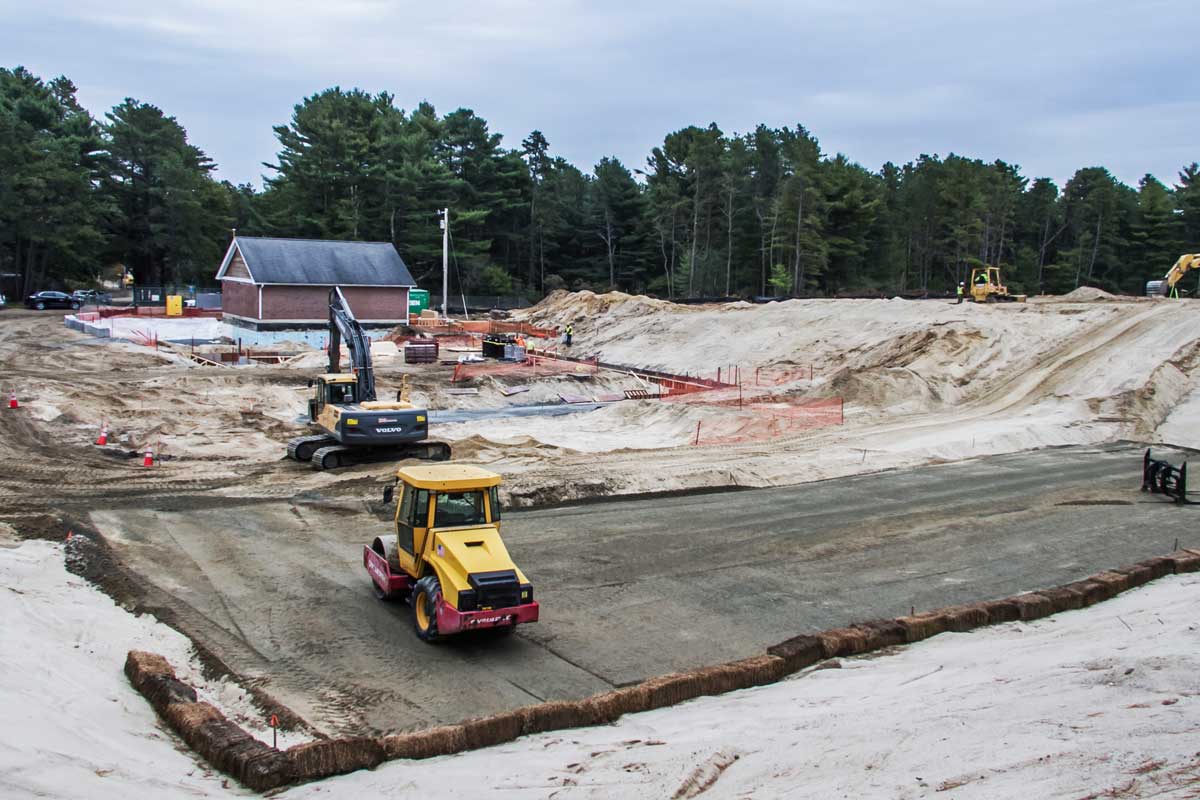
<box><xmin>515</xmin><ymin>290</ymin><xmax>680</xmax><ymax>329</ymax></box>
<box><xmin>513</xmin><ymin>293</ymin><xmax>1144</xmax><ymax>414</ymax></box>
<box><xmin>1058</xmin><ymin>286</ymin><xmax>1119</xmax><ymax>302</ymax></box>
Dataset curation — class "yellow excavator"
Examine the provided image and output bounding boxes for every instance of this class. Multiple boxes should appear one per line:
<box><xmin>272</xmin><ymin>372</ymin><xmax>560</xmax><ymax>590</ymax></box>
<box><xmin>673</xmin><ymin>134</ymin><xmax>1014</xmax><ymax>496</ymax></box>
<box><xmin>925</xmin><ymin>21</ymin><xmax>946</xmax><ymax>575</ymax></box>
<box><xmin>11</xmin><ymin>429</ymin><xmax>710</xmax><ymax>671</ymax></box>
<box><xmin>1146</xmin><ymin>254</ymin><xmax>1200</xmax><ymax>298</ymax></box>
<box><xmin>966</xmin><ymin>266</ymin><xmax>1026</xmax><ymax>303</ymax></box>
<box><xmin>286</xmin><ymin>288</ymin><xmax>451</xmax><ymax>470</ymax></box>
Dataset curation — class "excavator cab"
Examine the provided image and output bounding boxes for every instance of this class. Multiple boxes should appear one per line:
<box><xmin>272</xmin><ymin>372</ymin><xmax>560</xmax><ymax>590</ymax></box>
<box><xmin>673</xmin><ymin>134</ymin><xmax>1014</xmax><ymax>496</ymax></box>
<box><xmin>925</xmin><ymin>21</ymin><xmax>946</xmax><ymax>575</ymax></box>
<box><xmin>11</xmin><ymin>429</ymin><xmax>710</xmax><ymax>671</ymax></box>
<box><xmin>308</xmin><ymin>374</ymin><xmax>358</xmax><ymax>422</ymax></box>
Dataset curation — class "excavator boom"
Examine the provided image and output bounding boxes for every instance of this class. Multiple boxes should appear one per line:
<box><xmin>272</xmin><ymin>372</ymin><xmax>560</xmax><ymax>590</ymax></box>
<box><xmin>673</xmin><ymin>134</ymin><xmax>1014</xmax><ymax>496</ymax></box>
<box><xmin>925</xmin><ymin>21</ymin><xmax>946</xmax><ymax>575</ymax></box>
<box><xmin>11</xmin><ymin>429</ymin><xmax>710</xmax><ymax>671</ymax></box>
<box><xmin>1147</xmin><ymin>254</ymin><xmax>1200</xmax><ymax>297</ymax></box>
<box><xmin>328</xmin><ymin>287</ymin><xmax>376</xmax><ymax>402</ymax></box>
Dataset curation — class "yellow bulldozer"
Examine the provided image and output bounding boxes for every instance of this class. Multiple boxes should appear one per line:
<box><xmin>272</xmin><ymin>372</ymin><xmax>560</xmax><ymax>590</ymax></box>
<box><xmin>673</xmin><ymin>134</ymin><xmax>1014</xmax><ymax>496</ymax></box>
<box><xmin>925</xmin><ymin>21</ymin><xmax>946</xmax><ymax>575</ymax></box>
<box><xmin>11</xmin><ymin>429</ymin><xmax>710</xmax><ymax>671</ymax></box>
<box><xmin>966</xmin><ymin>266</ymin><xmax>1026</xmax><ymax>303</ymax></box>
<box><xmin>363</xmin><ymin>464</ymin><xmax>538</xmax><ymax>642</ymax></box>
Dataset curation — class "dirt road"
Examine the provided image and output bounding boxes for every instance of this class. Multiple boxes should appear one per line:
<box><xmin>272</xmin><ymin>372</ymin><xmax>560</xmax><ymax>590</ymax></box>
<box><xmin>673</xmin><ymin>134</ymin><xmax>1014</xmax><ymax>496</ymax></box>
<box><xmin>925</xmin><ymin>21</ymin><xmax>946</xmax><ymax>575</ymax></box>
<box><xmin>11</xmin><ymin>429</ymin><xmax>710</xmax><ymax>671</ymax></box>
<box><xmin>88</xmin><ymin>443</ymin><xmax>1198</xmax><ymax>735</ymax></box>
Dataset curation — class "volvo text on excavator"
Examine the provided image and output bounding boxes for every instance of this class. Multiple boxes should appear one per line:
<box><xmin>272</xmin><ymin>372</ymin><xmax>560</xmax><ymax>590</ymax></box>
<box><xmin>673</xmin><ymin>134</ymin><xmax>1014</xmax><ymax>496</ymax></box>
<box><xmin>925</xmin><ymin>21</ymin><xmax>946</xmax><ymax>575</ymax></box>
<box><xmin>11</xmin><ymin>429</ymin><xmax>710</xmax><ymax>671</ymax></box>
<box><xmin>286</xmin><ymin>288</ymin><xmax>451</xmax><ymax>470</ymax></box>
<box><xmin>1145</xmin><ymin>254</ymin><xmax>1200</xmax><ymax>298</ymax></box>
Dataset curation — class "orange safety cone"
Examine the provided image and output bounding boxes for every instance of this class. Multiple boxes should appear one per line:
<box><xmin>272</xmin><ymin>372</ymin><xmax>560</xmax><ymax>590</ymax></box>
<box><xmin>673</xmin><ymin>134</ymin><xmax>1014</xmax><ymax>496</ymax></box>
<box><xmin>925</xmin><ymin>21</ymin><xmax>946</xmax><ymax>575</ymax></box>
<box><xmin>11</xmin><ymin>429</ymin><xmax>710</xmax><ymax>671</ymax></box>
<box><xmin>7</xmin><ymin>390</ymin><xmax>17</xmax><ymax>409</ymax></box>
<box><xmin>142</xmin><ymin>445</ymin><xmax>154</xmax><ymax>467</ymax></box>
<box><xmin>96</xmin><ymin>422</ymin><xmax>109</xmax><ymax>446</ymax></box>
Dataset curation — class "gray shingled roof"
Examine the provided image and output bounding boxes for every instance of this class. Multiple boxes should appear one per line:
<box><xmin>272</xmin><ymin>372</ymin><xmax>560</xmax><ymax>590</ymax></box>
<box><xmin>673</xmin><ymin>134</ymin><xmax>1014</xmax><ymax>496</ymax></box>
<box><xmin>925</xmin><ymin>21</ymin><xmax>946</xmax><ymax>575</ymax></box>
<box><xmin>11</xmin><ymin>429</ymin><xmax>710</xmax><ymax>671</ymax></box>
<box><xmin>222</xmin><ymin>236</ymin><xmax>416</xmax><ymax>287</ymax></box>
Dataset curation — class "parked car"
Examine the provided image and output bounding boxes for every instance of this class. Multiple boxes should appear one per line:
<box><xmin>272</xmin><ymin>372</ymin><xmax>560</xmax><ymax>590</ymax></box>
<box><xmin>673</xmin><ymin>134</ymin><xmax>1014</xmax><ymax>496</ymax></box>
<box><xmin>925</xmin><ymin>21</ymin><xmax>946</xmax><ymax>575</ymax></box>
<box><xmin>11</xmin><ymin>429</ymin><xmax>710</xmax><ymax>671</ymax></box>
<box><xmin>0</xmin><ymin>293</ymin><xmax>7</xmax><ymax>308</ymax></box>
<box><xmin>25</xmin><ymin>291</ymin><xmax>80</xmax><ymax>310</ymax></box>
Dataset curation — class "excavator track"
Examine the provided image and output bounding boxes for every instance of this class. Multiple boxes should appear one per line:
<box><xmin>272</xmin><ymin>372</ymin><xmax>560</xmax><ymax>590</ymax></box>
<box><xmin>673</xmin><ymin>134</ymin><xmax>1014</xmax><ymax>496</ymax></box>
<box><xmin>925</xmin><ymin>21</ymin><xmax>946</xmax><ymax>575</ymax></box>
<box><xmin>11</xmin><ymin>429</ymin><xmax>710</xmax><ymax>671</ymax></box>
<box><xmin>287</xmin><ymin>434</ymin><xmax>337</xmax><ymax>462</ymax></box>
<box><xmin>309</xmin><ymin>441</ymin><xmax>452</xmax><ymax>471</ymax></box>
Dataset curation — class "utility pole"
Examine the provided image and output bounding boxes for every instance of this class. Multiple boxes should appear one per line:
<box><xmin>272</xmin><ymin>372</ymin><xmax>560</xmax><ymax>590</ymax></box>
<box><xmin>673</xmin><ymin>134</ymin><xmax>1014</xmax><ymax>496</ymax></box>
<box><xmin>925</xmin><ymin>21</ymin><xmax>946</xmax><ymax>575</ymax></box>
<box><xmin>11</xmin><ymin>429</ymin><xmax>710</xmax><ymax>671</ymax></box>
<box><xmin>441</xmin><ymin>208</ymin><xmax>449</xmax><ymax>320</ymax></box>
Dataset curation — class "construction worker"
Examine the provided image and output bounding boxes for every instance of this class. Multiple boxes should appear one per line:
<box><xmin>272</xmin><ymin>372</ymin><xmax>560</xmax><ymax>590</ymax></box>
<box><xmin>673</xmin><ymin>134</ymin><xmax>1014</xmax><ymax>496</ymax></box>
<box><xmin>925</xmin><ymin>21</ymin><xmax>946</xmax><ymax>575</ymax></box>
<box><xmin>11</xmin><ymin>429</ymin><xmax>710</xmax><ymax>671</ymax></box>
<box><xmin>975</xmin><ymin>270</ymin><xmax>988</xmax><ymax>285</ymax></box>
<box><xmin>564</xmin><ymin>322</ymin><xmax>574</xmax><ymax>347</ymax></box>
<box><xmin>956</xmin><ymin>282</ymin><xmax>964</xmax><ymax>304</ymax></box>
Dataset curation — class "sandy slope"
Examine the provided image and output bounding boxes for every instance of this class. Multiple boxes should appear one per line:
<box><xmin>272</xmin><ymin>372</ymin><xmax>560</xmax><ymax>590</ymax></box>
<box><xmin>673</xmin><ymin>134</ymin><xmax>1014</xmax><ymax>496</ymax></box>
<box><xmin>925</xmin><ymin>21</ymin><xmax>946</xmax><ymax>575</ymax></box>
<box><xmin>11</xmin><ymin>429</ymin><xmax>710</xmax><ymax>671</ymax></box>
<box><xmin>0</xmin><ymin>530</ymin><xmax>307</xmax><ymax>800</ymax></box>
<box><xmin>2</xmin><ymin>532</ymin><xmax>1195</xmax><ymax>799</ymax></box>
<box><xmin>469</xmin><ymin>291</ymin><xmax>1200</xmax><ymax>503</ymax></box>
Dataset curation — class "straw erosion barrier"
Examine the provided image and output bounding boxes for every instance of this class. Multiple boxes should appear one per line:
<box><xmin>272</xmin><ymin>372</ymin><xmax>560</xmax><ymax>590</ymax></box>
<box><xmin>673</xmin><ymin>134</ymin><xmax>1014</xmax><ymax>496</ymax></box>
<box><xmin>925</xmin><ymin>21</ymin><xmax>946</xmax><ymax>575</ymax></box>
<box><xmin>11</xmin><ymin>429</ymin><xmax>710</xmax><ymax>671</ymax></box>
<box><xmin>126</xmin><ymin>547</ymin><xmax>1200</xmax><ymax>792</ymax></box>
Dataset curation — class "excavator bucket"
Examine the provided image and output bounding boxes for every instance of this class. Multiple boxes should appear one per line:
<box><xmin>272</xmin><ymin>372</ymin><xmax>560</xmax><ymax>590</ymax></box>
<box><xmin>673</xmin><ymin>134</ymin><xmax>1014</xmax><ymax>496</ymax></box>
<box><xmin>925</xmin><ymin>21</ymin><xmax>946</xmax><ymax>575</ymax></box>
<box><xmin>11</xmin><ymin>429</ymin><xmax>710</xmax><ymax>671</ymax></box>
<box><xmin>1142</xmin><ymin>448</ymin><xmax>1190</xmax><ymax>504</ymax></box>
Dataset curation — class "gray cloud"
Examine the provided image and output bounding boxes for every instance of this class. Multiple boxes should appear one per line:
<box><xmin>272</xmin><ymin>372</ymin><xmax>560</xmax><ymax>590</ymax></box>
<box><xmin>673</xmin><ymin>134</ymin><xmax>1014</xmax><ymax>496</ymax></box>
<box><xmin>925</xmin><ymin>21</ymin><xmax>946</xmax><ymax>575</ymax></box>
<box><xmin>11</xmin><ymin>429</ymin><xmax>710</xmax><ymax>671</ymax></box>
<box><xmin>3</xmin><ymin>0</ymin><xmax>1196</xmax><ymax>188</ymax></box>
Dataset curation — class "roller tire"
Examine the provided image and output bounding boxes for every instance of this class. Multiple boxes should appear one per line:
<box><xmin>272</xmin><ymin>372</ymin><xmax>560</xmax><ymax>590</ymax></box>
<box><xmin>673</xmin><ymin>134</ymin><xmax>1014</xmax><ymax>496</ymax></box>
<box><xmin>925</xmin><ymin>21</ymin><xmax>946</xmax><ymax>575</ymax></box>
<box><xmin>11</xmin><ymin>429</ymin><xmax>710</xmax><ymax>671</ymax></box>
<box><xmin>371</xmin><ymin>541</ymin><xmax>392</xmax><ymax>602</ymax></box>
<box><xmin>412</xmin><ymin>575</ymin><xmax>442</xmax><ymax>643</ymax></box>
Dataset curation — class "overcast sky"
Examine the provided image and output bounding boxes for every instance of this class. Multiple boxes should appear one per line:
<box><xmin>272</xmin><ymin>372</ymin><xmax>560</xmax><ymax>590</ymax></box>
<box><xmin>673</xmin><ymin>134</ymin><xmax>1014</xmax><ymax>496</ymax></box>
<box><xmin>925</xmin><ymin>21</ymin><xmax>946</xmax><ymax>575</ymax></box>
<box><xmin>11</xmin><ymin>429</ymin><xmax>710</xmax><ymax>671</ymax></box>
<box><xmin>3</xmin><ymin>0</ymin><xmax>1197</xmax><ymax>190</ymax></box>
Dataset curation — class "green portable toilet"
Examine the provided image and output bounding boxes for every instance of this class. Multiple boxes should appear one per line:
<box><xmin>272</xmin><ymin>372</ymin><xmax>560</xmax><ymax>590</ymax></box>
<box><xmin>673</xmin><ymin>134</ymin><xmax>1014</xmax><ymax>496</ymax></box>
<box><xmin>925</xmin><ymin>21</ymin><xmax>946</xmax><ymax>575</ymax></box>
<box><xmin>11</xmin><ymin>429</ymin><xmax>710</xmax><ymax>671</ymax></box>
<box><xmin>409</xmin><ymin>289</ymin><xmax>430</xmax><ymax>314</ymax></box>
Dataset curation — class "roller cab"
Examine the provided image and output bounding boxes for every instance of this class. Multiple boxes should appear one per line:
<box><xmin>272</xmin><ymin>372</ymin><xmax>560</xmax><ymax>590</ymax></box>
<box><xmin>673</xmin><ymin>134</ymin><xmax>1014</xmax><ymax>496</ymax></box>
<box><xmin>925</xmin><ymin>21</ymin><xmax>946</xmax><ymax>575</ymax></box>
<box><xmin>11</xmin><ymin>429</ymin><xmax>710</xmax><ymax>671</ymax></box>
<box><xmin>364</xmin><ymin>464</ymin><xmax>538</xmax><ymax>642</ymax></box>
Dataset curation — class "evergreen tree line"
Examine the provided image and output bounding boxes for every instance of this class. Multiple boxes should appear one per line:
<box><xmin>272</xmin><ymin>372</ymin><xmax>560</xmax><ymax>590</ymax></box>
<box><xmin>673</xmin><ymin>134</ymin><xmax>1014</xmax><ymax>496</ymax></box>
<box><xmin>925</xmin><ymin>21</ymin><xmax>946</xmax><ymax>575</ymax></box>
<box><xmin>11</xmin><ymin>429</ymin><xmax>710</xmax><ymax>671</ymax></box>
<box><xmin>4</xmin><ymin>65</ymin><xmax>1199</xmax><ymax>300</ymax></box>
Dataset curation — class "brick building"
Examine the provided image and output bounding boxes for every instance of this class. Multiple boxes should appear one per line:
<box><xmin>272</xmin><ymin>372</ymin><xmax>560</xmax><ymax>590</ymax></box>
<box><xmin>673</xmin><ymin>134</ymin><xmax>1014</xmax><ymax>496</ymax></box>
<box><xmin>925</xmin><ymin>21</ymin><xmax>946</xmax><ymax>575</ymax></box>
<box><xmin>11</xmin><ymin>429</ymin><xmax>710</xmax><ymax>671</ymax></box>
<box><xmin>214</xmin><ymin>235</ymin><xmax>417</xmax><ymax>330</ymax></box>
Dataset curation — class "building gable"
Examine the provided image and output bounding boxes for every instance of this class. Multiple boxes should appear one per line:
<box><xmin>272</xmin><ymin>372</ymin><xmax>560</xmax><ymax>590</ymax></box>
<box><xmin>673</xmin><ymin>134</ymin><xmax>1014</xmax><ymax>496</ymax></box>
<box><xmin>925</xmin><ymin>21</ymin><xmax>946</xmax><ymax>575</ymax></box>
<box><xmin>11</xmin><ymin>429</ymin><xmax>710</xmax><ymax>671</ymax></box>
<box><xmin>215</xmin><ymin>240</ymin><xmax>256</xmax><ymax>284</ymax></box>
<box><xmin>226</xmin><ymin>250</ymin><xmax>253</xmax><ymax>280</ymax></box>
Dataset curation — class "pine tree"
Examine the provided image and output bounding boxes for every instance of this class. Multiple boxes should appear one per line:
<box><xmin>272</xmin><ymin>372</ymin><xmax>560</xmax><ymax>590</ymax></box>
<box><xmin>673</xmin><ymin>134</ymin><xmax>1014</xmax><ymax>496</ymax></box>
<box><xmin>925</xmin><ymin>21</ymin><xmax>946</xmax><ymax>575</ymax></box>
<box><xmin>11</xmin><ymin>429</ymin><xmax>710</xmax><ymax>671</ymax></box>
<box><xmin>590</xmin><ymin>157</ymin><xmax>646</xmax><ymax>291</ymax></box>
<box><xmin>102</xmin><ymin>98</ymin><xmax>229</xmax><ymax>286</ymax></box>
<box><xmin>1174</xmin><ymin>163</ymin><xmax>1200</xmax><ymax>249</ymax></box>
<box><xmin>1130</xmin><ymin>174</ymin><xmax>1183</xmax><ymax>289</ymax></box>
<box><xmin>0</xmin><ymin>67</ymin><xmax>108</xmax><ymax>295</ymax></box>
